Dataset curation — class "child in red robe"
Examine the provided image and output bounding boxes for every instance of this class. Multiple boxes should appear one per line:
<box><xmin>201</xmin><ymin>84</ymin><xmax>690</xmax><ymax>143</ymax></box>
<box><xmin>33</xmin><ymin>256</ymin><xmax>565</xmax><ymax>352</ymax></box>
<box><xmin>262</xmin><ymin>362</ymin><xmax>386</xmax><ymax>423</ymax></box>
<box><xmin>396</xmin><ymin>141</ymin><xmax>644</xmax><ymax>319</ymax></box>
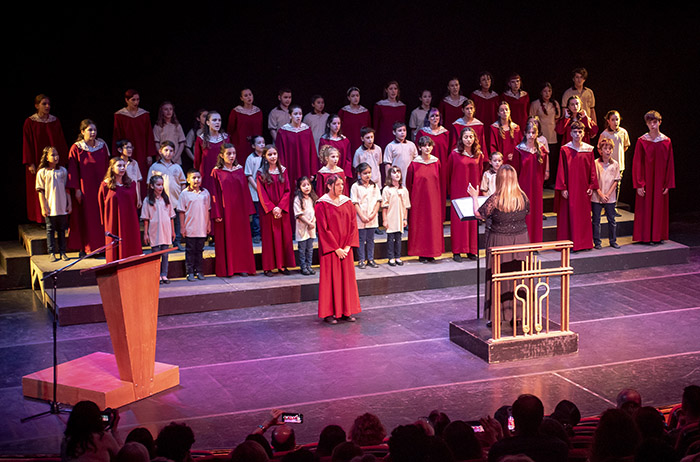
<box><xmin>516</xmin><ymin>120</ymin><xmax>549</xmax><ymax>244</ymax></box>
<box><xmin>490</xmin><ymin>102</ymin><xmax>523</xmax><ymax>173</ymax></box>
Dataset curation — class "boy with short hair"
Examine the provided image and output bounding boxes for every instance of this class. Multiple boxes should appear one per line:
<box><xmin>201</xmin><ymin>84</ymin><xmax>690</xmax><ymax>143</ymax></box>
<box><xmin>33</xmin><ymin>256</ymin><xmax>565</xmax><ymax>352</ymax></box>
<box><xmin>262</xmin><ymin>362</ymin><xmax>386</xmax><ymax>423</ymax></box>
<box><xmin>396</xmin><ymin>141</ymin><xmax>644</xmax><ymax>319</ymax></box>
<box><xmin>592</xmin><ymin>137</ymin><xmax>621</xmax><ymax>249</ymax></box>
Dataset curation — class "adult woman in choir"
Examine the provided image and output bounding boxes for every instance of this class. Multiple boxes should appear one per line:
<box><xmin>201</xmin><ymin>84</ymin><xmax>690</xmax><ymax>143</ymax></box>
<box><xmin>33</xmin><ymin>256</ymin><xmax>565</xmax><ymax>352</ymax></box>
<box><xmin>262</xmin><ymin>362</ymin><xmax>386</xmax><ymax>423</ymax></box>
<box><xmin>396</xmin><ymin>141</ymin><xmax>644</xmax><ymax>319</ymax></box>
<box><xmin>468</xmin><ymin>164</ymin><xmax>529</xmax><ymax>327</ymax></box>
<box><xmin>315</xmin><ymin>174</ymin><xmax>361</xmax><ymax>324</ymax></box>
<box><xmin>406</xmin><ymin>136</ymin><xmax>445</xmax><ymax>263</ymax></box>
<box><xmin>67</xmin><ymin>119</ymin><xmax>110</xmax><ymax>255</ymax></box>
<box><xmin>194</xmin><ymin>111</ymin><xmax>229</xmax><ymax>196</ymax></box>
<box><xmin>338</xmin><ymin>87</ymin><xmax>371</xmax><ymax>154</ymax></box>
<box><xmin>98</xmin><ymin>157</ymin><xmax>142</xmax><ymax>263</ymax></box>
<box><xmin>226</xmin><ymin>88</ymin><xmax>263</xmax><ymax>166</ymax></box>
<box><xmin>113</xmin><ymin>89</ymin><xmax>158</xmax><ymax>194</ymax></box>
<box><xmin>23</xmin><ymin>94</ymin><xmax>69</xmax><ymax>223</ymax></box>
<box><xmin>373</xmin><ymin>81</ymin><xmax>406</xmax><ymax>149</ymax></box>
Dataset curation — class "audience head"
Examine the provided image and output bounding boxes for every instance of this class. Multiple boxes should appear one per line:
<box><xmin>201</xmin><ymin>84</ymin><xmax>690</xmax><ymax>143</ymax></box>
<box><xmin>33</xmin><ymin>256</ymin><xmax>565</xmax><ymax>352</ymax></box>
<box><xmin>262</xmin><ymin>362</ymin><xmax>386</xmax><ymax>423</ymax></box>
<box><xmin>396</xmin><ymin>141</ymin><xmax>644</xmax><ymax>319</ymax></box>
<box><xmin>590</xmin><ymin>408</ymin><xmax>640</xmax><ymax>462</ymax></box>
<box><xmin>271</xmin><ymin>424</ymin><xmax>296</xmax><ymax>452</ymax></box>
<box><xmin>539</xmin><ymin>417</ymin><xmax>569</xmax><ymax>446</ymax></box>
<box><xmin>230</xmin><ymin>440</ymin><xmax>269</xmax><ymax>462</ymax></box>
<box><xmin>317</xmin><ymin>424</ymin><xmax>347</xmax><ymax>457</ymax></box>
<box><xmin>115</xmin><ymin>442</ymin><xmax>150</xmax><ymax>462</ymax></box>
<box><xmin>682</xmin><ymin>384</ymin><xmax>700</xmax><ymax>420</ymax></box>
<box><xmin>155</xmin><ymin>422</ymin><xmax>195</xmax><ymax>462</ymax></box>
<box><xmin>413</xmin><ymin>418</ymin><xmax>435</xmax><ymax>437</ymax></box>
<box><xmin>512</xmin><ymin>394</ymin><xmax>545</xmax><ymax>436</ymax></box>
<box><xmin>350</xmin><ymin>413</ymin><xmax>386</xmax><ymax>446</ymax></box>
<box><xmin>281</xmin><ymin>448</ymin><xmax>314</xmax><ymax>462</ymax></box>
<box><xmin>499</xmin><ymin>456</ymin><xmax>536</xmax><ymax>462</ymax></box>
<box><xmin>245</xmin><ymin>433</ymin><xmax>273</xmax><ymax>459</ymax></box>
<box><xmin>617</xmin><ymin>388</ymin><xmax>643</xmax><ymax>414</ymax></box>
<box><xmin>331</xmin><ymin>441</ymin><xmax>363</xmax><ymax>462</ymax></box>
<box><xmin>125</xmin><ymin>427</ymin><xmax>156</xmax><ymax>459</ymax></box>
<box><xmin>427</xmin><ymin>410</ymin><xmax>450</xmax><ymax>437</ymax></box>
<box><xmin>442</xmin><ymin>420</ymin><xmax>481</xmax><ymax>461</ymax></box>
<box><xmin>634</xmin><ymin>406</ymin><xmax>667</xmax><ymax>441</ymax></box>
<box><xmin>63</xmin><ymin>400</ymin><xmax>106</xmax><ymax>459</ymax></box>
<box><xmin>388</xmin><ymin>425</ymin><xmax>430</xmax><ymax>462</ymax></box>
<box><xmin>550</xmin><ymin>399</ymin><xmax>581</xmax><ymax>432</ymax></box>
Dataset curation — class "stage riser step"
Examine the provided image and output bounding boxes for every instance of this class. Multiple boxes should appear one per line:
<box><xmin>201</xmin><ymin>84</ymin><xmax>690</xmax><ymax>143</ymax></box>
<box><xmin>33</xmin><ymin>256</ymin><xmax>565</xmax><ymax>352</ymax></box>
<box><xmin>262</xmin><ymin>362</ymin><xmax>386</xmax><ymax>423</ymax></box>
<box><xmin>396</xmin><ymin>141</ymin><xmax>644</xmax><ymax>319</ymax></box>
<box><xmin>52</xmin><ymin>241</ymin><xmax>689</xmax><ymax>326</ymax></box>
<box><xmin>0</xmin><ymin>241</ymin><xmax>31</xmax><ymax>290</ymax></box>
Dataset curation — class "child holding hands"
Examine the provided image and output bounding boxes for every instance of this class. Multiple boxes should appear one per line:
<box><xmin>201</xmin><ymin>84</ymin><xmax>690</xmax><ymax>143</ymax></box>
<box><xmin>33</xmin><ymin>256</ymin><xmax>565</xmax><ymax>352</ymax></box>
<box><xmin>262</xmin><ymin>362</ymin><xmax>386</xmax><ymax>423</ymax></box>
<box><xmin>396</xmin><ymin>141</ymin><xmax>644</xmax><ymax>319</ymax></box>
<box><xmin>382</xmin><ymin>166</ymin><xmax>411</xmax><ymax>266</ymax></box>
<box><xmin>294</xmin><ymin>176</ymin><xmax>318</xmax><ymax>275</ymax></box>
<box><xmin>350</xmin><ymin>162</ymin><xmax>382</xmax><ymax>268</ymax></box>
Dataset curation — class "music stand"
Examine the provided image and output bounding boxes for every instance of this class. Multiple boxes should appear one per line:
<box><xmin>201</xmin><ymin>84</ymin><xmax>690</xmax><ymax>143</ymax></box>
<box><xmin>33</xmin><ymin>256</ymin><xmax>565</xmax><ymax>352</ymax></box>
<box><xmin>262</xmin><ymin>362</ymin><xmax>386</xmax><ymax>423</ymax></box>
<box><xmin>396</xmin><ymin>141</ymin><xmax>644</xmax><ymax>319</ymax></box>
<box><xmin>451</xmin><ymin>195</ymin><xmax>487</xmax><ymax>318</ymax></box>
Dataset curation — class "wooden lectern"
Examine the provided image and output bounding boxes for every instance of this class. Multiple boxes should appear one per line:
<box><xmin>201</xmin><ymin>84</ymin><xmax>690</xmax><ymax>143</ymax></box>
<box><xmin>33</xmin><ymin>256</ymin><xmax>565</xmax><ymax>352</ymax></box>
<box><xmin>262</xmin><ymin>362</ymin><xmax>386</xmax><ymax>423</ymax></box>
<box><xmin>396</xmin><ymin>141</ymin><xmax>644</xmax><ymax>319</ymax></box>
<box><xmin>22</xmin><ymin>248</ymin><xmax>180</xmax><ymax>409</ymax></box>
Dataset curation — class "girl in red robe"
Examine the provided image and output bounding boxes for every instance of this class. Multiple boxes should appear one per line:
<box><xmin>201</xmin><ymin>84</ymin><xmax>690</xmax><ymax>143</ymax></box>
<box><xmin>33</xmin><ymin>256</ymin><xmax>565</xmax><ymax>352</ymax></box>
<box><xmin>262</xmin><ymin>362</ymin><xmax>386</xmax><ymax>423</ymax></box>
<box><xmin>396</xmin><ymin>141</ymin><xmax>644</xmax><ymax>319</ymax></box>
<box><xmin>319</xmin><ymin>114</ymin><xmax>353</xmax><ymax>182</ymax></box>
<box><xmin>226</xmin><ymin>88</ymin><xmax>263</xmax><ymax>166</ymax></box>
<box><xmin>406</xmin><ymin>136</ymin><xmax>445</xmax><ymax>262</ymax></box>
<box><xmin>112</xmin><ymin>89</ymin><xmax>158</xmax><ymax>196</ymax></box>
<box><xmin>447</xmin><ymin>127</ymin><xmax>483</xmax><ymax>261</ymax></box>
<box><xmin>98</xmin><ymin>157</ymin><xmax>142</xmax><ymax>263</ymax></box>
<box><xmin>415</xmin><ymin>108</ymin><xmax>450</xmax><ymax>209</ymax></box>
<box><xmin>256</xmin><ymin>146</ymin><xmax>296</xmax><ymax>276</ymax></box>
<box><xmin>501</xmin><ymin>73</ymin><xmax>530</xmax><ymax>130</ymax></box>
<box><xmin>438</xmin><ymin>77</ymin><xmax>468</xmax><ymax>126</ymax></box>
<box><xmin>67</xmin><ymin>119</ymin><xmax>110</xmax><ymax>255</ymax></box>
<box><xmin>556</xmin><ymin>95</ymin><xmax>598</xmax><ymax>145</ymax></box>
<box><xmin>490</xmin><ymin>102</ymin><xmax>523</xmax><ymax>173</ymax></box>
<box><xmin>194</xmin><ymin>111</ymin><xmax>230</xmax><ymax>197</ymax></box>
<box><xmin>515</xmin><ymin>120</ymin><xmax>549</xmax><ymax>243</ymax></box>
<box><xmin>211</xmin><ymin>143</ymin><xmax>257</xmax><ymax>277</ymax></box>
<box><xmin>470</xmin><ymin>71</ymin><xmax>499</xmax><ymax>128</ymax></box>
<box><xmin>316</xmin><ymin>145</ymin><xmax>348</xmax><ymax>197</ymax></box>
<box><xmin>275</xmin><ymin>104</ymin><xmax>319</xmax><ymax>187</ymax></box>
<box><xmin>338</xmin><ymin>87</ymin><xmax>371</xmax><ymax>154</ymax></box>
<box><xmin>373</xmin><ymin>81</ymin><xmax>406</xmax><ymax>149</ymax></box>
<box><xmin>315</xmin><ymin>174</ymin><xmax>361</xmax><ymax>324</ymax></box>
<box><xmin>632</xmin><ymin>111</ymin><xmax>675</xmax><ymax>244</ymax></box>
<box><xmin>23</xmin><ymin>94</ymin><xmax>69</xmax><ymax>223</ymax></box>
<box><xmin>555</xmin><ymin>121</ymin><xmax>599</xmax><ymax>251</ymax></box>
<box><xmin>450</xmin><ymin>99</ymin><xmax>487</xmax><ymax>159</ymax></box>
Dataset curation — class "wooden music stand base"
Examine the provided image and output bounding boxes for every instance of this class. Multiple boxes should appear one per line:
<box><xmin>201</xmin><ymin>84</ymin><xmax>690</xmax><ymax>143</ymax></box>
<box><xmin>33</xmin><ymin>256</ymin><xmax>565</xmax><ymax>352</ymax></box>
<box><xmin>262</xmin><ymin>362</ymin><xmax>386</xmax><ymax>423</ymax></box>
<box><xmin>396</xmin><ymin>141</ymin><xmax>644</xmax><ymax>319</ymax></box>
<box><xmin>22</xmin><ymin>351</ymin><xmax>179</xmax><ymax>409</ymax></box>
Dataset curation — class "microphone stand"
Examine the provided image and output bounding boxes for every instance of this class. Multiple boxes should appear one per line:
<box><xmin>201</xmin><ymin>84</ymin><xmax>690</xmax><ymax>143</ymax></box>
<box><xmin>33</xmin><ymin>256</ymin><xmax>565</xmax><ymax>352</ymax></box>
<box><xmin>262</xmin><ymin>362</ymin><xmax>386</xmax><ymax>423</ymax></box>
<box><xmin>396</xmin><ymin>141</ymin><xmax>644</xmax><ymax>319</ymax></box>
<box><xmin>21</xmin><ymin>238</ymin><xmax>120</xmax><ymax>423</ymax></box>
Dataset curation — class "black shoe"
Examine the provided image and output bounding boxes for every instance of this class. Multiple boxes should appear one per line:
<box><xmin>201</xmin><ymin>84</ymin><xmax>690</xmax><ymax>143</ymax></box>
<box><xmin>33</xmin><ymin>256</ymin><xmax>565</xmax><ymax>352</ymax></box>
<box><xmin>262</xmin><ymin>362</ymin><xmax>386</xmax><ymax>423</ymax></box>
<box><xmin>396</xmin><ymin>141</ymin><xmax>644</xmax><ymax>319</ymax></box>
<box><xmin>419</xmin><ymin>257</ymin><xmax>428</xmax><ymax>263</ymax></box>
<box><xmin>358</xmin><ymin>261</ymin><xmax>366</xmax><ymax>269</ymax></box>
<box><xmin>264</xmin><ymin>270</ymin><xmax>274</xmax><ymax>277</ymax></box>
<box><xmin>238</xmin><ymin>272</ymin><xmax>249</xmax><ymax>277</ymax></box>
<box><xmin>427</xmin><ymin>257</ymin><xmax>436</xmax><ymax>262</ymax></box>
<box><xmin>453</xmin><ymin>254</ymin><xmax>463</xmax><ymax>262</ymax></box>
<box><xmin>374</xmin><ymin>228</ymin><xmax>384</xmax><ymax>235</ymax></box>
<box><xmin>610</xmin><ymin>242</ymin><xmax>620</xmax><ymax>249</ymax></box>
<box><xmin>614</xmin><ymin>210</ymin><xmax>622</xmax><ymax>217</ymax></box>
<box><xmin>486</xmin><ymin>320</ymin><xmax>493</xmax><ymax>328</ymax></box>
<box><xmin>324</xmin><ymin>316</ymin><xmax>338</xmax><ymax>324</ymax></box>
<box><xmin>395</xmin><ymin>259</ymin><xmax>404</xmax><ymax>266</ymax></box>
<box><xmin>196</xmin><ymin>272</ymin><xmax>205</xmax><ymax>280</ymax></box>
<box><xmin>367</xmin><ymin>260</ymin><xmax>378</xmax><ymax>268</ymax></box>
<box><xmin>280</xmin><ymin>268</ymin><xmax>291</xmax><ymax>275</ymax></box>
<box><xmin>301</xmin><ymin>267</ymin><xmax>311</xmax><ymax>275</ymax></box>
<box><xmin>187</xmin><ymin>273</ymin><xmax>196</xmax><ymax>282</ymax></box>
<box><xmin>308</xmin><ymin>267</ymin><xmax>316</xmax><ymax>275</ymax></box>
<box><xmin>340</xmin><ymin>315</ymin><xmax>356</xmax><ymax>322</ymax></box>
<box><xmin>467</xmin><ymin>253</ymin><xmax>477</xmax><ymax>261</ymax></box>
<box><xmin>594</xmin><ymin>243</ymin><xmax>602</xmax><ymax>250</ymax></box>
<box><xmin>388</xmin><ymin>260</ymin><xmax>396</xmax><ymax>267</ymax></box>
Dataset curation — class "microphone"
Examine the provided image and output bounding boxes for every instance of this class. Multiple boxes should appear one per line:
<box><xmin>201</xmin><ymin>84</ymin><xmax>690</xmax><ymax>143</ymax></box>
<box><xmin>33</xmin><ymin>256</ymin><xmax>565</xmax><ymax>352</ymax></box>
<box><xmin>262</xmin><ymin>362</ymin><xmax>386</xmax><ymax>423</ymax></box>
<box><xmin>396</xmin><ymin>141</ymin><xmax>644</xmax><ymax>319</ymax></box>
<box><xmin>105</xmin><ymin>232</ymin><xmax>122</xmax><ymax>241</ymax></box>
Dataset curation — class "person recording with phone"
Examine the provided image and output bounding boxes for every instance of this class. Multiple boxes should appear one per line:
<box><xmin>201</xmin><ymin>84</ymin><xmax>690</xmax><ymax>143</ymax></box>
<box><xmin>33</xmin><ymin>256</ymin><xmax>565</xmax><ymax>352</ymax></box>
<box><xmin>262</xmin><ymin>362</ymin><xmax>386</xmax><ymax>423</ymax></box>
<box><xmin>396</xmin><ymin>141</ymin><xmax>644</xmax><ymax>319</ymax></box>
<box><xmin>61</xmin><ymin>400</ymin><xmax>121</xmax><ymax>462</ymax></box>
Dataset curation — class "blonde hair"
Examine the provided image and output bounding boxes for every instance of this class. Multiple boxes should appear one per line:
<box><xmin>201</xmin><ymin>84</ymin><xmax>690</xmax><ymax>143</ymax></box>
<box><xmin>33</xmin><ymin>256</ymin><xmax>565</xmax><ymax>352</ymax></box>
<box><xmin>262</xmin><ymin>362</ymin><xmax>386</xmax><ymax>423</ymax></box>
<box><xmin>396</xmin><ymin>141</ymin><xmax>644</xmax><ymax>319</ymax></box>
<box><xmin>318</xmin><ymin>145</ymin><xmax>340</xmax><ymax>166</ymax></box>
<box><xmin>597</xmin><ymin>137</ymin><xmax>614</xmax><ymax>150</ymax></box>
<box><xmin>495</xmin><ymin>165</ymin><xmax>526</xmax><ymax>213</ymax></box>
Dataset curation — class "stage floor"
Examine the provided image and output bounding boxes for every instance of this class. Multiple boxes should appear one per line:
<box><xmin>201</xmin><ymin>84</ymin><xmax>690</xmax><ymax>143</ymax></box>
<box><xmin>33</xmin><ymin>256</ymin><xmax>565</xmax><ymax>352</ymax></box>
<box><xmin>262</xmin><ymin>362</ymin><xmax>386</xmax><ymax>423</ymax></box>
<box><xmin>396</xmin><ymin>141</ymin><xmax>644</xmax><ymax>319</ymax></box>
<box><xmin>1</xmin><ymin>246</ymin><xmax>700</xmax><ymax>455</ymax></box>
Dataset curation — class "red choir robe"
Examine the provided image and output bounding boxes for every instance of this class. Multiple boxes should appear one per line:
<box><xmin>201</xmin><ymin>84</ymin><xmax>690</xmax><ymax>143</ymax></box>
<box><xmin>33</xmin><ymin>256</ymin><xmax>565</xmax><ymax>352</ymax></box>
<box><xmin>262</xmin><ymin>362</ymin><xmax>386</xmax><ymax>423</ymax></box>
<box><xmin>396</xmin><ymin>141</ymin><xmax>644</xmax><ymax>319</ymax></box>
<box><xmin>446</xmin><ymin>150</ymin><xmax>482</xmax><ymax>255</ymax></box>
<box><xmin>501</xmin><ymin>92</ymin><xmax>530</xmax><ymax>131</ymax></box>
<box><xmin>555</xmin><ymin>142</ymin><xmax>599</xmax><ymax>251</ymax></box>
<box><xmin>226</xmin><ymin>105</ymin><xmax>263</xmax><ymax>166</ymax></box>
<box><xmin>469</xmin><ymin>90</ymin><xmax>499</xmax><ymax>128</ymax></box>
<box><xmin>194</xmin><ymin>133</ymin><xmax>229</xmax><ymax>197</ymax></box>
<box><xmin>338</xmin><ymin>105</ymin><xmax>372</xmax><ymax>154</ymax></box>
<box><xmin>632</xmin><ymin>133</ymin><xmax>675</xmax><ymax>243</ymax></box>
<box><xmin>67</xmin><ymin>140</ymin><xmax>110</xmax><ymax>253</ymax></box>
<box><xmin>450</xmin><ymin>119</ymin><xmax>487</xmax><ymax>160</ymax></box>
<box><xmin>23</xmin><ymin>114</ymin><xmax>69</xmax><ymax>223</ymax></box>
<box><xmin>315</xmin><ymin>194</ymin><xmax>361</xmax><ymax>318</ymax></box>
<box><xmin>275</xmin><ymin>123</ymin><xmax>319</xmax><ymax>187</ymax></box>
<box><xmin>319</xmin><ymin>136</ymin><xmax>353</xmax><ymax>181</ymax></box>
<box><xmin>490</xmin><ymin>123</ymin><xmax>523</xmax><ymax>173</ymax></box>
<box><xmin>98</xmin><ymin>180</ymin><xmax>142</xmax><ymax>263</ymax></box>
<box><xmin>315</xmin><ymin>166</ymin><xmax>348</xmax><ymax>198</ymax></box>
<box><xmin>373</xmin><ymin>100</ymin><xmax>406</xmax><ymax>149</ymax></box>
<box><xmin>211</xmin><ymin>166</ymin><xmax>257</xmax><ymax>276</ymax></box>
<box><xmin>406</xmin><ymin>157</ymin><xmax>445</xmax><ymax>257</ymax></box>
<box><xmin>555</xmin><ymin>115</ymin><xmax>598</xmax><ymax>145</ymax></box>
<box><xmin>516</xmin><ymin>144</ymin><xmax>548</xmax><ymax>243</ymax></box>
<box><xmin>256</xmin><ymin>168</ymin><xmax>296</xmax><ymax>271</ymax></box>
<box><xmin>438</xmin><ymin>96</ymin><xmax>468</xmax><ymax>126</ymax></box>
<box><xmin>113</xmin><ymin>108</ymin><xmax>157</xmax><ymax>196</ymax></box>
<box><xmin>415</xmin><ymin>126</ymin><xmax>450</xmax><ymax>212</ymax></box>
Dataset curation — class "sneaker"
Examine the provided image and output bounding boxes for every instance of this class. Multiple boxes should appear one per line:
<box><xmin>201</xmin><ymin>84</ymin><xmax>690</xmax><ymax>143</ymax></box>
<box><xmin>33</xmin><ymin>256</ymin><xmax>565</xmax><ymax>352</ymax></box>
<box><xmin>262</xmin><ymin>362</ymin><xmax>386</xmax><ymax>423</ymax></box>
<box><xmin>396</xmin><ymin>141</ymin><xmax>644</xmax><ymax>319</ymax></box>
<box><xmin>610</xmin><ymin>242</ymin><xmax>620</xmax><ymax>249</ymax></box>
<box><xmin>388</xmin><ymin>259</ymin><xmax>396</xmax><ymax>267</ymax></box>
<box><xmin>61</xmin><ymin>253</ymin><xmax>70</xmax><ymax>261</ymax></box>
<box><xmin>367</xmin><ymin>260</ymin><xmax>379</xmax><ymax>268</ymax></box>
<box><xmin>358</xmin><ymin>261</ymin><xmax>366</xmax><ymax>269</ymax></box>
<box><xmin>196</xmin><ymin>272</ymin><xmax>205</xmax><ymax>280</ymax></box>
<box><xmin>308</xmin><ymin>267</ymin><xmax>316</xmax><ymax>275</ymax></box>
<box><xmin>395</xmin><ymin>259</ymin><xmax>404</xmax><ymax>266</ymax></box>
<box><xmin>264</xmin><ymin>270</ymin><xmax>274</xmax><ymax>277</ymax></box>
<box><xmin>187</xmin><ymin>273</ymin><xmax>196</xmax><ymax>282</ymax></box>
<box><xmin>594</xmin><ymin>243</ymin><xmax>602</xmax><ymax>250</ymax></box>
<box><xmin>301</xmin><ymin>267</ymin><xmax>311</xmax><ymax>275</ymax></box>
<box><xmin>161</xmin><ymin>277</ymin><xmax>171</xmax><ymax>284</ymax></box>
<box><xmin>453</xmin><ymin>254</ymin><xmax>463</xmax><ymax>262</ymax></box>
<box><xmin>49</xmin><ymin>254</ymin><xmax>60</xmax><ymax>263</ymax></box>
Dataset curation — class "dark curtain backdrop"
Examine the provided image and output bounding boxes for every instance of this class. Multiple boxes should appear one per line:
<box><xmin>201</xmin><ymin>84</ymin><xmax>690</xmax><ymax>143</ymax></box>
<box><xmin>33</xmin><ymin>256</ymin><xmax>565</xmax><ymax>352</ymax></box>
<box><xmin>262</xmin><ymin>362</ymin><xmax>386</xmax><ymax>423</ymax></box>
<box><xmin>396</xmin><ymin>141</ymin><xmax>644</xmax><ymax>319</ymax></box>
<box><xmin>5</xmin><ymin>2</ymin><xmax>694</xmax><ymax>240</ymax></box>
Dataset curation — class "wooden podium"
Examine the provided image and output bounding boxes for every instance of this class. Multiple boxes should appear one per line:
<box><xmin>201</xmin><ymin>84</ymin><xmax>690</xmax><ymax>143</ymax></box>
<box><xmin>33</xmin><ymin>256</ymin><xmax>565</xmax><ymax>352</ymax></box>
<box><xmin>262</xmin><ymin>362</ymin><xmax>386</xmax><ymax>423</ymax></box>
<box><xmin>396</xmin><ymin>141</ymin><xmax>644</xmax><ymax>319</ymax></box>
<box><xmin>22</xmin><ymin>248</ymin><xmax>180</xmax><ymax>408</ymax></box>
